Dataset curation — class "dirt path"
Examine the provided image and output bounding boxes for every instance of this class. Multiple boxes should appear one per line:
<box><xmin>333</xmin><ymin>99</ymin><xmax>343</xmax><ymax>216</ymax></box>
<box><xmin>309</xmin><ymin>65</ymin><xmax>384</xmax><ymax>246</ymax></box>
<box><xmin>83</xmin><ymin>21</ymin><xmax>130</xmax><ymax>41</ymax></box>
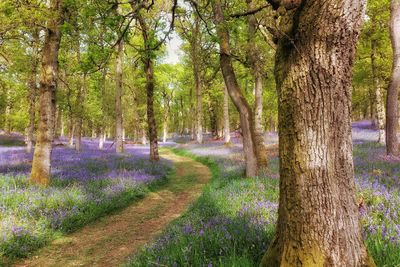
<box><xmin>16</xmin><ymin>150</ymin><xmax>211</xmax><ymax>267</ymax></box>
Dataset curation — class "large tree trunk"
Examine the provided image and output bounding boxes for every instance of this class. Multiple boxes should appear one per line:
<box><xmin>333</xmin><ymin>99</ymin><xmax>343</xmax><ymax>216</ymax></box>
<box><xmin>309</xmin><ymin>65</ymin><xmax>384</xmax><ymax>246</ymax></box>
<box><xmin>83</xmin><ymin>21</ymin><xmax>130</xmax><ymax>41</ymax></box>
<box><xmin>371</xmin><ymin>39</ymin><xmax>386</xmax><ymax>144</ymax></box>
<box><xmin>261</xmin><ymin>1</ymin><xmax>375</xmax><ymax>266</ymax></box>
<box><xmin>213</xmin><ymin>0</ymin><xmax>259</xmax><ymax>177</ymax></box>
<box><xmin>115</xmin><ymin>40</ymin><xmax>124</xmax><ymax>153</ymax></box>
<box><xmin>246</xmin><ymin>0</ymin><xmax>268</xmax><ymax>169</ymax></box>
<box><xmin>26</xmin><ymin>30</ymin><xmax>40</xmax><ymax>153</ymax></box>
<box><xmin>223</xmin><ymin>84</ymin><xmax>231</xmax><ymax>144</ymax></box>
<box><xmin>138</xmin><ymin>15</ymin><xmax>159</xmax><ymax>161</ymax></box>
<box><xmin>386</xmin><ymin>0</ymin><xmax>400</xmax><ymax>156</ymax></box>
<box><xmin>30</xmin><ymin>0</ymin><xmax>64</xmax><ymax>185</ymax></box>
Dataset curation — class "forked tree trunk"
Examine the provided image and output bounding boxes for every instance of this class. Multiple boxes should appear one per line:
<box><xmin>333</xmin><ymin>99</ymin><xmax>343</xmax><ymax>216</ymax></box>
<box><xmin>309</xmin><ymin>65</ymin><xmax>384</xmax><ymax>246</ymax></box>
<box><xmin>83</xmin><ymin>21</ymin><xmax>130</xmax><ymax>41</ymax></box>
<box><xmin>386</xmin><ymin>0</ymin><xmax>400</xmax><ymax>156</ymax></box>
<box><xmin>371</xmin><ymin>39</ymin><xmax>386</xmax><ymax>144</ymax></box>
<box><xmin>213</xmin><ymin>0</ymin><xmax>259</xmax><ymax>177</ymax></box>
<box><xmin>138</xmin><ymin>14</ymin><xmax>159</xmax><ymax>161</ymax></box>
<box><xmin>26</xmin><ymin>30</ymin><xmax>39</xmax><ymax>153</ymax></box>
<box><xmin>30</xmin><ymin>0</ymin><xmax>64</xmax><ymax>185</ymax></box>
<box><xmin>246</xmin><ymin>0</ymin><xmax>268</xmax><ymax>168</ymax></box>
<box><xmin>223</xmin><ymin>84</ymin><xmax>231</xmax><ymax>144</ymax></box>
<box><xmin>261</xmin><ymin>1</ymin><xmax>375</xmax><ymax>266</ymax></box>
<box><xmin>115</xmin><ymin>40</ymin><xmax>124</xmax><ymax>153</ymax></box>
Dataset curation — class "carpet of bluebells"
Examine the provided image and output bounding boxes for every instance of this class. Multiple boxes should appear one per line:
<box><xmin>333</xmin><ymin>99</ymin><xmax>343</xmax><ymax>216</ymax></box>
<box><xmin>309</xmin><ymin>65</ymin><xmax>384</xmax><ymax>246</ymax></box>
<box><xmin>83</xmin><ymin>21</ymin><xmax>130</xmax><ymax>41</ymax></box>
<box><xmin>129</xmin><ymin>121</ymin><xmax>400</xmax><ymax>267</ymax></box>
<box><xmin>0</xmin><ymin>136</ymin><xmax>172</xmax><ymax>262</ymax></box>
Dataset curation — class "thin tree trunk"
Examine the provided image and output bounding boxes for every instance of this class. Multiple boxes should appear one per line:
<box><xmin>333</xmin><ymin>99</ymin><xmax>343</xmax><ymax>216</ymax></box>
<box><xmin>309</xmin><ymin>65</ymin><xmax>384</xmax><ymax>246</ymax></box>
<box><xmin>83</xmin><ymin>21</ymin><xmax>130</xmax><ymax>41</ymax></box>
<box><xmin>213</xmin><ymin>0</ymin><xmax>259</xmax><ymax>177</ymax></box>
<box><xmin>223</xmin><ymin>84</ymin><xmax>231</xmax><ymax>144</ymax></box>
<box><xmin>261</xmin><ymin>1</ymin><xmax>374</xmax><ymax>266</ymax></box>
<box><xmin>138</xmin><ymin>14</ymin><xmax>159</xmax><ymax>161</ymax></box>
<box><xmin>371</xmin><ymin>39</ymin><xmax>386</xmax><ymax>144</ymax></box>
<box><xmin>75</xmin><ymin>75</ymin><xmax>85</xmax><ymax>152</ymax></box>
<box><xmin>386</xmin><ymin>0</ymin><xmax>400</xmax><ymax>156</ymax></box>
<box><xmin>68</xmin><ymin>120</ymin><xmax>75</xmax><ymax>147</ymax></box>
<box><xmin>5</xmin><ymin>88</ymin><xmax>11</xmax><ymax>134</ymax></box>
<box><xmin>26</xmin><ymin>30</ymin><xmax>39</xmax><ymax>153</ymax></box>
<box><xmin>246</xmin><ymin>0</ymin><xmax>268</xmax><ymax>168</ymax></box>
<box><xmin>30</xmin><ymin>0</ymin><xmax>64</xmax><ymax>185</ymax></box>
<box><xmin>115</xmin><ymin>39</ymin><xmax>124</xmax><ymax>153</ymax></box>
<box><xmin>99</xmin><ymin>129</ymin><xmax>104</xmax><ymax>149</ymax></box>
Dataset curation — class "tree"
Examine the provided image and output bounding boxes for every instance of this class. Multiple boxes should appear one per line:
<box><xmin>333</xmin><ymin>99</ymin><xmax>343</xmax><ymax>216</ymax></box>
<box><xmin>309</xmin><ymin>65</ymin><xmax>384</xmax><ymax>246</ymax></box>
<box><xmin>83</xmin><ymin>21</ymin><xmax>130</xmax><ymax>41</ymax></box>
<box><xmin>30</xmin><ymin>0</ymin><xmax>65</xmax><ymax>185</ymax></box>
<box><xmin>223</xmin><ymin>83</ymin><xmax>230</xmax><ymax>143</ymax></box>
<box><xmin>115</xmin><ymin>39</ymin><xmax>124</xmax><ymax>153</ymax></box>
<box><xmin>212</xmin><ymin>0</ymin><xmax>260</xmax><ymax>177</ymax></box>
<box><xmin>386</xmin><ymin>0</ymin><xmax>400</xmax><ymax>156</ymax></box>
<box><xmin>261</xmin><ymin>0</ymin><xmax>375</xmax><ymax>265</ymax></box>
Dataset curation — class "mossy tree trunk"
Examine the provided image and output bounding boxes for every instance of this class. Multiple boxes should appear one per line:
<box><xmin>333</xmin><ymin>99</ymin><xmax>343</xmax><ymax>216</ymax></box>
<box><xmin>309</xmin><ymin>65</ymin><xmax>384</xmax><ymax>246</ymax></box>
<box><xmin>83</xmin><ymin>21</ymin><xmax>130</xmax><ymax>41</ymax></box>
<box><xmin>138</xmin><ymin>13</ymin><xmax>159</xmax><ymax>161</ymax></box>
<box><xmin>386</xmin><ymin>0</ymin><xmax>400</xmax><ymax>156</ymax></box>
<box><xmin>261</xmin><ymin>0</ymin><xmax>375</xmax><ymax>266</ymax></box>
<box><xmin>30</xmin><ymin>0</ymin><xmax>64</xmax><ymax>186</ymax></box>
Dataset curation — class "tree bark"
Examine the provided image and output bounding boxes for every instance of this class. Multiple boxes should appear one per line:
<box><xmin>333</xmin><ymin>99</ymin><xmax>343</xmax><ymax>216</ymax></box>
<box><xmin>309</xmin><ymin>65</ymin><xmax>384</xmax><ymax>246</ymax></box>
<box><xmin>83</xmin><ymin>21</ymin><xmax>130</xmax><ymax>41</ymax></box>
<box><xmin>246</xmin><ymin>0</ymin><xmax>268</xmax><ymax>168</ymax></box>
<box><xmin>371</xmin><ymin>39</ymin><xmax>386</xmax><ymax>144</ymax></box>
<box><xmin>386</xmin><ymin>0</ymin><xmax>400</xmax><ymax>156</ymax></box>
<box><xmin>26</xmin><ymin>30</ymin><xmax>40</xmax><ymax>153</ymax></box>
<box><xmin>30</xmin><ymin>0</ymin><xmax>64</xmax><ymax>185</ymax></box>
<box><xmin>223</xmin><ymin>84</ymin><xmax>231</xmax><ymax>143</ymax></box>
<box><xmin>115</xmin><ymin>39</ymin><xmax>124</xmax><ymax>153</ymax></box>
<box><xmin>138</xmin><ymin>14</ymin><xmax>159</xmax><ymax>161</ymax></box>
<box><xmin>213</xmin><ymin>0</ymin><xmax>259</xmax><ymax>177</ymax></box>
<box><xmin>261</xmin><ymin>1</ymin><xmax>375</xmax><ymax>266</ymax></box>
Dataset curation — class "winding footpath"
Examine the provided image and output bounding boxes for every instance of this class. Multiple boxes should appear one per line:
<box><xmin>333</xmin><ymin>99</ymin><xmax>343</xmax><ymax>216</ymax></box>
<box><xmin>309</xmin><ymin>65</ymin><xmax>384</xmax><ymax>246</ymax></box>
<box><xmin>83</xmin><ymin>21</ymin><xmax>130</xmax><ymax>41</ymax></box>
<box><xmin>16</xmin><ymin>150</ymin><xmax>211</xmax><ymax>267</ymax></box>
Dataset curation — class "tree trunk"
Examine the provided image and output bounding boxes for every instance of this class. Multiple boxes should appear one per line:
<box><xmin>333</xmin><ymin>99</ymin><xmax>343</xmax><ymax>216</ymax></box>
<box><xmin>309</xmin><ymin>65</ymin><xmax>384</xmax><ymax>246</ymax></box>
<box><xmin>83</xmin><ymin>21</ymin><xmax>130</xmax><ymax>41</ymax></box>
<box><xmin>99</xmin><ymin>129</ymin><xmax>104</xmax><ymax>149</ymax></box>
<box><xmin>26</xmin><ymin>30</ymin><xmax>40</xmax><ymax>153</ymax></box>
<box><xmin>192</xmin><ymin>17</ymin><xmax>203</xmax><ymax>144</ymax></box>
<box><xmin>261</xmin><ymin>1</ymin><xmax>375</xmax><ymax>266</ymax></box>
<box><xmin>5</xmin><ymin>88</ymin><xmax>11</xmax><ymax>134</ymax></box>
<box><xmin>223</xmin><ymin>84</ymin><xmax>231</xmax><ymax>144</ymax></box>
<box><xmin>75</xmin><ymin>75</ymin><xmax>86</xmax><ymax>152</ymax></box>
<box><xmin>246</xmin><ymin>0</ymin><xmax>268</xmax><ymax>169</ymax></box>
<box><xmin>115</xmin><ymin>39</ymin><xmax>124</xmax><ymax>153</ymax></box>
<box><xmin>386</xmin><ymin>0</ymin><xmax>400</xmax><ymax>156</ymax></box>
<box><xmin>163</xmin><ymin>121</ymin><xmax>168</xmax><ymax>143</ymax></box>
<box><xmin>213</xmin><ymin>0</ymin><xmax>259</xmax><ymax>177</ymax></box>
<box><xmin>68</xmin><ymin>120</ymin><xmax>75</xmax><ymax>147</ymax></box>
<box><xmin>371</xmin><ymin>39</ymin><xmax>386</xmax><ymax>144</ymax></box>
<box><xmin>138</xmin><ymin>14</ymin><xmax>159</xmax><ymax>161</ymax></box>
<box><xmin>30</xmin><ymin>0</ymin><xmax>64</xmax><ymax>186</ymax></box>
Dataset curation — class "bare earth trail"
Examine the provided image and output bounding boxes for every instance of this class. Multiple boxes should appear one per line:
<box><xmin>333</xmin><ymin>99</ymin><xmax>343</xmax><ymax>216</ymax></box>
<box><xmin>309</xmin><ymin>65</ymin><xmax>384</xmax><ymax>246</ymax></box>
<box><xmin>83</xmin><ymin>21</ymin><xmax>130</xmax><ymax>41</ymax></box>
<box><xmin>16</xmin><ymin>150</ymin><xmax>211</xmax><ymax>267</ymax></box>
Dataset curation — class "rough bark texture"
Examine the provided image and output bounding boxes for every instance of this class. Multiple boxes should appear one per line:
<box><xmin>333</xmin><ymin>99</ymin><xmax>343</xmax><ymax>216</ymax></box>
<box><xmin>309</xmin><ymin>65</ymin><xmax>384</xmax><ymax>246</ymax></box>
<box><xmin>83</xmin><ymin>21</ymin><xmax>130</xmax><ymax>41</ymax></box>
<box><xmin>30</xmin><ymin>0</ymin><xmax>64</xmax><ymax>185</ymax></box>
<box><xmin>115</xmin><ymin>40</ymin><xmax>124</xmax><ymax>153</ymax></box>
<box><xmin>371</xmin><ymin>39</ymin><xmax>386</xmax><ymax>144</ymax></box>
<box><xmin>386</xmin><ymin>0</ymin><xmax>400</xmax><ymax>156</ymax></box>
<box><xmin>213</xmin><ymin>0</ymin><xmax>259</xmax><ymax>177</ymax></box>
<box><xmin>261</xmin><ymin>0</ymin><xmax>375</xmax><ymax>266</ymax></box>
<box><xmin>246</xmin><ymin>0</ymin><xmax>268</xmax><ymax>169</ymax></box>
<box><xmin>26</xmin><ymin>30</ymin><xmax>40</xmax><ymax>153</ymax></box>
<box><xmin>223</xmin><ymin>84</ymin><xmax>231</xmax><ymax>144</ymax></box>
<box><xmin>138</xmin><ymin>14</ymin><xmax>159</xmax><ymax>161</ymax></box>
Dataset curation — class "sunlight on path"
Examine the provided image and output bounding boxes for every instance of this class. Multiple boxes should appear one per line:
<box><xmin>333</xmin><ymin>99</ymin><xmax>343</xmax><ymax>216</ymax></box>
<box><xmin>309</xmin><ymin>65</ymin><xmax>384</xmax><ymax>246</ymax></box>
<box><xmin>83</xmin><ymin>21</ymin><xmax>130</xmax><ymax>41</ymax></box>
<box><xmin>15</xmin><ymin>150</ymin><xmax>211</xmax><ymax>267</ymax></box>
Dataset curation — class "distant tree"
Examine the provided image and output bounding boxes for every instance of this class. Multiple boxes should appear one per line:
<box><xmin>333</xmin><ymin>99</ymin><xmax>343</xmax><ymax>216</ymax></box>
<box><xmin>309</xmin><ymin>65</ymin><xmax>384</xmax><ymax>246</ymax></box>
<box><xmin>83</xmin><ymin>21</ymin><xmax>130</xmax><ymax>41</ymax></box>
<box><xmin>261</xmin><ymin>0</ymin><xmax>375</xmax><ymax>265</ymax></box>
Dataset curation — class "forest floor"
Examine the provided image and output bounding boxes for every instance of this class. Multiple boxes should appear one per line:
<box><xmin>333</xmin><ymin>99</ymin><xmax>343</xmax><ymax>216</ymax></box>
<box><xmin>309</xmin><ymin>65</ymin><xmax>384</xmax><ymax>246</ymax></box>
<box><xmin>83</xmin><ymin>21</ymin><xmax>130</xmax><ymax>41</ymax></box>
<box><xmin>14</xmin><ymin>150</ymin><xmax>211</xmax><ymax>267</ymax></box>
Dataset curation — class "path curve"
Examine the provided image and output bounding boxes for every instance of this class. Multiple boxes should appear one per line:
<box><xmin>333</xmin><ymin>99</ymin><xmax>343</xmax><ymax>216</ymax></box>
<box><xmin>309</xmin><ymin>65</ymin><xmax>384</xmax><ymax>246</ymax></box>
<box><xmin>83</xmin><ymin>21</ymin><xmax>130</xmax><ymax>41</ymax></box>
<box><xmin>16</xmin><ymin>150</ymin><xmax>211</xmax><ymax>267</ymax></box>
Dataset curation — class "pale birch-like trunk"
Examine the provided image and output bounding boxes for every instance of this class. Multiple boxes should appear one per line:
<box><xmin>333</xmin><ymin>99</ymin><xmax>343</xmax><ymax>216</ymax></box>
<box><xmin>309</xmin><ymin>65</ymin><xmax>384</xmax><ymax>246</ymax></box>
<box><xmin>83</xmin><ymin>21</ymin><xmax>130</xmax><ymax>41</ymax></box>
<box><xmin>223</xmin><ymin>84</ymin><xmax>231</xmax><ymax>143</ymax></box>
<box><xmin>115</xmin><ymin>40</ymin><xmax>124</xmax><ymax>153</ymax></box>
<box><xmin>371</xmin><ymin>39</ymin><xmax>386</xmax><ymax>144</ymax></box>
